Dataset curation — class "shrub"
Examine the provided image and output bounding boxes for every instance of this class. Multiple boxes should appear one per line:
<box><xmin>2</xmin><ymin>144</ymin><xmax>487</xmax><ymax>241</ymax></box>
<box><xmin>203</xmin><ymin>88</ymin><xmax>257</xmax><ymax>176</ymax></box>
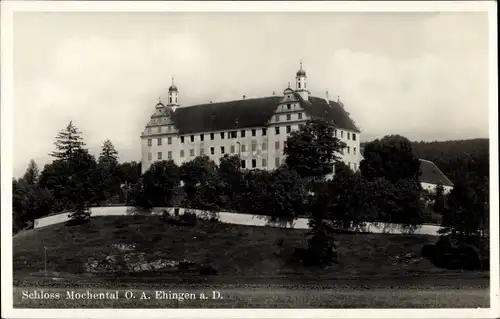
<box><xmin>199</xmin><ymin>263</ymin><xmax>218</xmax><ymax>275</ymax></box>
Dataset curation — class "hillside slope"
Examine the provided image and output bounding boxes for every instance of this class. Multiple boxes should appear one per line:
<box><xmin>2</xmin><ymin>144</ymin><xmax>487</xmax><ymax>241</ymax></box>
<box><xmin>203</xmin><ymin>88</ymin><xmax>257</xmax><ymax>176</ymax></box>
<box><xmin>13</xmin><ymin>216</ymin><xmax>467</xmax><ymax>283</ymax></box>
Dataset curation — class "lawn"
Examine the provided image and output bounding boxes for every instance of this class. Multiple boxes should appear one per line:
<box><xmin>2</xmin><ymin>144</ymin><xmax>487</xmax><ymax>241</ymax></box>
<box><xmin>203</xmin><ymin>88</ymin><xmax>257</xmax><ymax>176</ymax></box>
<box><xmin>12</xmin><ymin>216</ymin><xmax>490</xmax><ymax>308</ymax></box>
<box><xmin>13</xmin><ymin>215</ymin><xmax>482</xmax><ymax>281</ymax></box>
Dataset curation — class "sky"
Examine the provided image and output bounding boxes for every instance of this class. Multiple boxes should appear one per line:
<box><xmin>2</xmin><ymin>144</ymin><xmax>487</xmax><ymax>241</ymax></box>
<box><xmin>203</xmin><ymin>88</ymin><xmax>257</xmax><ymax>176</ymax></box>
<box><xmin>12</xmin><ymin>11</ymin><xmax>490</xmax><ymax>177</ymax></box>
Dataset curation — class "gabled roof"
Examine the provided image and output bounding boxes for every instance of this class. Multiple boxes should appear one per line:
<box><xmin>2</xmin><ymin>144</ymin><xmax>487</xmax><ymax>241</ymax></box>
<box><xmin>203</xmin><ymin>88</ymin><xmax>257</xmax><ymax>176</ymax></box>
<box><xmin>162</xmin><ymin>94</ymin><xmax>360</xmax><ymax>135</ymax></box>
<box><xmin>419</xmin><ymin>159</ymin><xmax>454</xmax><ymax>187</ymax></box>
<box><xmin>359</xmin><ymin>147</ymin><xmax>454</xmax><ymax>187</ymax></box>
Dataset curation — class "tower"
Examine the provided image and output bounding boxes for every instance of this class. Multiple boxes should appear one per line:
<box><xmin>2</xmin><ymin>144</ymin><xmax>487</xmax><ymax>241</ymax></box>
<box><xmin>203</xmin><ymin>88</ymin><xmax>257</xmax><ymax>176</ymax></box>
<box><xmin>168</xmin><ymin>77</ymin><xmax>179</xmax><ymax>111</ymax></box>
<box><xmin>295</xmin><ymin>60</ymin><xmax>309</xmax><ymax>101</ymax></box>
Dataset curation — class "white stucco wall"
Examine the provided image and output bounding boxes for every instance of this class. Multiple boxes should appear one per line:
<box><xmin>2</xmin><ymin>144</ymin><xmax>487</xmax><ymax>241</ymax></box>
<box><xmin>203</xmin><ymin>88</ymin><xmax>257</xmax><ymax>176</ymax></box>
<box><xmin>421</xmin><ymin>182</ymin><xmax>453</xmax><ymax>194</ymax></box>
<box><xmin>33</xmin><ymin>206</ymin><xmax>441</xmax><ymax>235</ymax></box>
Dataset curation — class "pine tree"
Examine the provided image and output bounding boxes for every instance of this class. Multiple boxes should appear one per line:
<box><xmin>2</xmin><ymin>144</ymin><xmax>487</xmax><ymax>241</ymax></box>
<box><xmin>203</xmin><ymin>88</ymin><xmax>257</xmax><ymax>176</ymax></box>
<box><xmin>50</xmin><ymin>121</ymin><xmax>86</xmax><ymax>160</ymax></box>
<box><xmin>98</xmin><ymin>139</ymin><xmax>119</xmax><ymax>166</ymax></box>
<box><xmin>22</xmin><ymin>159</ymin><xmax>39</xmax><ymax>185</ymax></box>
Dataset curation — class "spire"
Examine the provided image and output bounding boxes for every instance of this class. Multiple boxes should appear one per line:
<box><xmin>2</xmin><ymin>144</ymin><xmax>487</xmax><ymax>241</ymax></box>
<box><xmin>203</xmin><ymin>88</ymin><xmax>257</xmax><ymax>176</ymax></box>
<box><xmin>169</xmin><ymin>76</ymin><xmax>178</xmax><ymax>92</ymax></box>
<box><xmin>296</xmin><ymin>59</ymin><xmax>306</xmax><ymax>77</ymax></box>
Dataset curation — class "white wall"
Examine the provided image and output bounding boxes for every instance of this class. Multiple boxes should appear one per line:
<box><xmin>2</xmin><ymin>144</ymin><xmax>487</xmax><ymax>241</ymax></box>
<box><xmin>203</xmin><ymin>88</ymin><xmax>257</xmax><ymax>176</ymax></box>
<box><xmin>33</xmin><ymin>206</ymin><xmax>441</xmax><ymax>236</ymax></box>
<box><xmin>421</xmin><ymin>182</ymin><xmax>453</xmax><ymax>194</ymax></box>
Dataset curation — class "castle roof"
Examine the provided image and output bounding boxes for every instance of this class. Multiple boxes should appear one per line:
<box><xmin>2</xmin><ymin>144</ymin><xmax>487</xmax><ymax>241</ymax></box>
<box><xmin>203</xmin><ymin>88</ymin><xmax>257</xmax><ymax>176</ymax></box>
<box><xmin>167</xmin><ymin>95</ymin><xmax>360</xmax><ymax>135</ymax></box>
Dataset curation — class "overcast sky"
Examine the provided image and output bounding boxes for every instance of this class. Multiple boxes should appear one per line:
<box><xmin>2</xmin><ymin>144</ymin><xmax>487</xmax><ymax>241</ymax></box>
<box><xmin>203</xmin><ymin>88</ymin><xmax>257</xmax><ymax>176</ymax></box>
<box><xmin>12</xmin><ymin>11</ymin><xmax>490</xmax><ymax>177</ymax></box>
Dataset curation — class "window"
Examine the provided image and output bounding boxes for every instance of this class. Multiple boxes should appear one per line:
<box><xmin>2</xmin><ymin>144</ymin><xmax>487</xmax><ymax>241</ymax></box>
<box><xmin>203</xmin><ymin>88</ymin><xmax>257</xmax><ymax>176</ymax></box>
<box><xmin>286</xmin><ymin>126</ymin><xmax>291</xmax><ymax>133</ymax></box>
<box><xmin>169</xmin><ymin>97</ymin><xmax>172</xmax><ymax>104</ymax></box>
<box><xmin>252</xmin><ymin>129</ymin><xmax>256</xmax><ymax>137</ymax></box>
<box><xmin>262</xmin><ymin>158</ymin><xmax>267</xmax><ymax>167</ymax></box>
<box><xmin>275</xmin><ymin>141</ymin><xmax>280</xmax><ymax>150</ymax></box>
<box><xmin>167</xmin><ymin>137</ymin><xmax>172</xmax><ymax>145</ymax></box>
<box><xmin>168</xmin><ymin>125</ymin><xmax>172</xmax><ymax>132</ymax></box>
<box><xmin>262</xmin><ymin>141</ymin><xmax>267</xmax><ymax>150</ymax></box>
<box><xmin>200</xmin><ymin>134</ymin><xmax>204</xmax><ymax>141</ymax></box>
<box><xmin>287</xmin><ymin>104</ymin><xmax>291</xmax><ymax>110</ymax></box>
<box><xmin>333</xmin><ymin>129</ymin><xmax>337</xmax><ymax>137</ymax></box>
<box><xmin>275</xmin><ymin>115</ymin><xmax>280</xmax><ymax>122</ymax></box>
<box><xmin>220</xmin><ymin>132</ymin><xmax>225</xmax><ymax>139</ymax></box>
<box><xmin>348</xmin><ymin>162</ymin><xmax>351</xmax><ymax>168</ymax></box>
<box><xmin>200</xmin><ymin>148</ymin><xmax>205</xmax><ymax>156</ymax></box>
<box><xmin>252</xmin><ymin>159</ymin><xmax>256</xmax><ymax>168</ymax></box>
<box><xmin>275</xmin><ymin>157</ymin><xmax>280</xmax><ymax>167</ymax></box>
<box><xmin>157</xmin><ymin>138</ymin><xmax>162</xmax><ymax>146</ymax></box>
<box><xmin>180</xmin><ymin>136</ymin><xmax>185</xmax><ymax>143</ymax></box>
<box><xmin>251</xmin><ymin>141</ymin><xmax>257</xmax><ymax>151</ymax></box>
<box><xmin>354</xmin><ymin>147</ymin><xmax>357</xmax><ymax>155</ymax></box>
<box><xmin>220</xmin><ymin>146</ymin><xmax>225</xmax><ymax>154</ymax></box>
<box><xmin>190</xmin><ymin>149</ymin><xmax>195</xmax><ymax>157</ymax></box>
<box><xmin>148</xmin><ymin>152</ymin><xmax>152</xmax><ymax>161</ymax></box>
<box><xmin>286</xmin><ymin>114</ymin><xmax>291</xmax><ymax>121</ymax></box>
<box><xmin>241</xmin><ymin>130</ymin><xmax>246</xmax><ymax>138</ymax></box>
<box><xmin>340</xmin><ymin>131</ymin><xmax>344</xmax><ymax>138</ymax></box>
<box><xmin>298</xmin><ymin>82</ymin><xmax>301</xmax><ymax>89</ymax></box>
<box><xmin>275</xmin><ymin>127</ymin><xmax>280</xmax><ymax>135</ymax></box>
<box><xmin>147</xmin><ymin>139</ymin><xmax>152</xmax><ymax>146</ymax></box>
<box><xmin>157</xmin><ymin>127</ymin><xmax>161</xmax><ymax>133</ymax></box>
<box><xmin>210</xmin><ymin>147</ymin><xmax>215</xmax><ymax>155</ymax></box>
<box><xmin>230</xmin><ymin>145</ymin><xmax>235</xmax><ymax>153</ymax></box>
<box><xmin>231</xmin><ymin>131</ymin><xmax>237</xmax><ymax>139</ymax></box>
<box><xmin>241</xmin><ymin>160</ymin><xmax>246</xmax><ymax>169</ymax></box>
<box><xmin>352</xmin><ymin>133</ymin><xmax>357</xmax><ymax>141</ymax></box>
<box><xmin>147</xmin><ymin>128</ymin><xmax>151</xmax><ymax>133</ymax></box>
<box><xmin>354</xmin><ymin>163</ymin><xmax>357</xmax><ymax>170</ymax></box>
<box><xmin>347</xmin><ymin>132</ymin><xmax>351</xmax><ymax>140</ymax></box>
<box><xmin>157</xmin><ymin>152</ymin><xmax>162</xmax><ymax>160</ymax></box>
<box><xmin>241</xmin><ymin>144</ymin><xmax>246</xmax><ymax>152</ymax></box>
<box><xmin>262</xmin><ymin>128</ymin><xmax>267</xmax><ymax>136</ymax></box>
<box><xmin>347</xmin><ymin>146</ymin><xmax>350</xmax><ymax>154</ymax></box>
<box><xmin>210</xmin><ymin>133</ymin><xmax>215</xmax><ymax>140</ymax></box>
<box><xmin>298</xmin><ymin>112</ymin><xmax>303</xmax><ymax>119</ymax></box>
<box><xmin>190</xmin><ymin>135</ymin><xmax>195</xmax><ymax>142</ymax></box>
<box><xmin>180</xmin><ymin>150</ymin><xmax>184</xmax><ymax>157</ymax></box>
<box><xmin>168</xmin><ymin>151</ymin><xmax>172</xmax><ymax>160</ymax></box>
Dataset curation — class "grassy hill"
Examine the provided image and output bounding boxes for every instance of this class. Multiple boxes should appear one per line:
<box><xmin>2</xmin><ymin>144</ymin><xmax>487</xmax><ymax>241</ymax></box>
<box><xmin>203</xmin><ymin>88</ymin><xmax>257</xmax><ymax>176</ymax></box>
<box><xmin>13</xmin><ymin>215</ymin><xmax>476</xmax><ymax>286</ymax></box>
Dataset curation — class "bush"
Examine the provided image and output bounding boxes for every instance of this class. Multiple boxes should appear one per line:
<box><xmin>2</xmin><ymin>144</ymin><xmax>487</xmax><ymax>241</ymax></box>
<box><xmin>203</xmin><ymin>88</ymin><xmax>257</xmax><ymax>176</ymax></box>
<box><xmin>179</xmin><ymin>211</ymin><xmax>198</xmax><ymax>224</ymax></box>
<box><xmin>199</xmin><ymin>263</ymin><xmax>218</xmax><ymax>275</ymax></box>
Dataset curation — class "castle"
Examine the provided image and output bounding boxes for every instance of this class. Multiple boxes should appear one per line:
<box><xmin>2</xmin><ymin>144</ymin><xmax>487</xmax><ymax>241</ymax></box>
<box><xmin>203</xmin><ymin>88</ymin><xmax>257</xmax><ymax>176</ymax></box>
<box><xmin>140</xmin><ymin>63</ymin><xmax>362</xmax><ymax>174</ymax></box>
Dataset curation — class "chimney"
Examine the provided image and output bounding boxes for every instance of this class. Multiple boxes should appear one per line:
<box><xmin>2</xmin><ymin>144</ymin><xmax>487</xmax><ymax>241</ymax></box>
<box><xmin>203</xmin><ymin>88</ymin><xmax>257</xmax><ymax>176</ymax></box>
<box><xmin>242</xmin><ymin>95</ymin><xmax>246</xmax><ymax>100</ymax></box>
<box><xmin>210</xmin><ymin>101</ymin><xmax>212</xmax><ymax>104</ymax></box>
<box><xmin>272</xmin><ymin>90</ymin><xmax>276</xmax><ymax>96</ymax></box>
<box><xmin>325</xmin><ymin>90</ymin><xmax>329</xmax><ymax>103</ymax></box>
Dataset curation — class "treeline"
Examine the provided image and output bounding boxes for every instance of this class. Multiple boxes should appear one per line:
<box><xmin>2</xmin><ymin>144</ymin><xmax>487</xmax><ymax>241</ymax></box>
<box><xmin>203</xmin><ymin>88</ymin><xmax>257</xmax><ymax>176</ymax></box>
<box><xmin>13</xmin><ymin>121</ymin><xmax>489</xmax><ymax>267</ymax></box>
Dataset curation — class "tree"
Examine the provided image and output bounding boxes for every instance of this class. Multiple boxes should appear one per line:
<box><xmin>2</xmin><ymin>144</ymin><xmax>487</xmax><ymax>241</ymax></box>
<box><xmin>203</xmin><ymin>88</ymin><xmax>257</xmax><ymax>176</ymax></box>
<box><xmin>22</xmin><ymin>160</ymin><xmax>39</xmax><ymax>185</ymax></box>
<box><xmin>50</xmin><ymin>121</ymin><xmax>86</xmax><ymax>160</ymax></box>
<box><xmin>284</xmin><ymin>119</ymin><xmax>346</xmax><ymax>178</ymax></box>
<box><xmin>360</xmin><ymin>135</ymin><xmax>421</xmax><ymax>183</ymax></box>
<box><xmin>179</xmin><ymin>156</ymin><xmax>217</xmax><ymax>207</ymax></box>
<box><xmin>432</xmin><ymin>184</ymin><xmax>446</xmax><ymax>215</ymax></box>
<box><xmin>12</xmin><ymin>179</ymin><xmax>27</xmax><ymax>233</ymax></box>
<box><xmin>98</xmin><ymin>139</ymin><xmax>119</xmax><ymax>165</ymax></box>
<box><xmin>268</xmin><ymin>166</ymin><xmax>307</xmax><ymax>222</ymax></box>
<box><xmin>440</xmin><ymin>177</ymin><xmax>484</xmax><ymax>244</ymax></box>
<box><xmin>131</xmin><ymin>160</ymin><xmax>180</xmax><ymax>209</ymax></box>
<box><xmin>96</xmin><ymin>139</ymin><xmax>121</xmax><ymax>204</ymax></box>
<box><xmin>217</xmin><ymin>155</ymin><xmax>244</xmax><ymax>210</ymax></box>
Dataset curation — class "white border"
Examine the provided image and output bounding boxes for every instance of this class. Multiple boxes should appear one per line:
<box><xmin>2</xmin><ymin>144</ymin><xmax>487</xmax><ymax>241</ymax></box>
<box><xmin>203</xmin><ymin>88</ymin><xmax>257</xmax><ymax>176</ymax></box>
<box><xmin>1</xmin><ymin>1</ymin><xmax>498</xmax><ymax>318</ymax></box>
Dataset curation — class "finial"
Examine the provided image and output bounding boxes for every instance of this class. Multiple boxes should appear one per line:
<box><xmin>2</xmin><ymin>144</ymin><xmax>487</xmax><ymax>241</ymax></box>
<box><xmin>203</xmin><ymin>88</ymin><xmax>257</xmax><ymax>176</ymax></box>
<box><xmin>300</xmin><ymin>59</ymin><xmax>303</xmax><ymax>70</ymax></box>
<box><xmin>273</xmin><ymin>90</ymin><xmax>276</xmax><ymax>96</ymax></box>
<box><xmin>337</xmin><ymin>95</ymin><xmax>340</xmax><ymax>102</ymax></box>
<box><xmin>288</xmin><ymin>81</ymin><xmax>291</xmax><ymax>88</ymax></box>
<box><xmin>159</xmin><ymin>97</ymin><xmax>162</xmax><ymax>103</ymax></box>
<box><xmin>172</xmin><ymin>76</ymin><xmax>174</xmax><ymax>85</ymax></box>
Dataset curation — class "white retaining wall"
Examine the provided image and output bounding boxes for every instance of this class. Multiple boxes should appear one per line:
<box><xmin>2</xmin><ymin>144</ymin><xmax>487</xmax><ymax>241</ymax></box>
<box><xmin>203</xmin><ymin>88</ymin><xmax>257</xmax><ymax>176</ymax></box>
<box><xmin>33</xmin><ymin>206</ymin><xmax>442</xmax><ymax>236</ymax></box>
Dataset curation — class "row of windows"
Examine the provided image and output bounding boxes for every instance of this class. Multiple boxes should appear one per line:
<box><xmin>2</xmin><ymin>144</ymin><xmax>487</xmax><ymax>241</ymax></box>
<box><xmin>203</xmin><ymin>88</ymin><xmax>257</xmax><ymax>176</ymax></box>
<box><xmin>335</xmin><ymin>130</ymin><xmax>357</xmax><ymax>141</ymax></box>
<box><xmin>146</xmin><ymin>126</ymin><xmax>356</xmax><ymax>145</ymax></box>
<box><xmin>343</xmin><ymin>146</ymin><xmax>357</xmax><ymax>155</ymax></box>
<box><xmin>148</xmin><ymin>152</ymin><xmax>286</xmax><ymax>169</ymax></box>
<box><xmin>147</xmin><ymin>126</ymin><xmax>299</xmax><ymax>146</ymax></box>
<box><xmin>275</xmin><ymin>112</ymin><xmax>303</xmax><ymax>122</ymax></box>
